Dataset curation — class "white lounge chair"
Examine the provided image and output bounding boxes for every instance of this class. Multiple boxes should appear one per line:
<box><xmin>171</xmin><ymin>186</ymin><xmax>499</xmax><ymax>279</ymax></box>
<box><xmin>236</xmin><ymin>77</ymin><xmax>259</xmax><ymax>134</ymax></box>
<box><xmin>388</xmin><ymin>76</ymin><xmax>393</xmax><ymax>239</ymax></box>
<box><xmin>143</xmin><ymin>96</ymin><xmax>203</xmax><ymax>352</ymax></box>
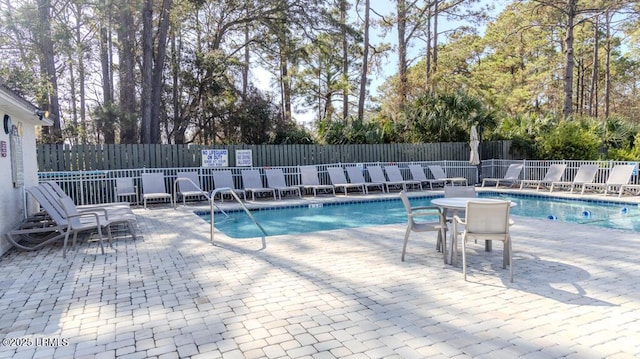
<box><xmin>23</xmin><ymin>185</ymin><xmax>134</xmax><ymax>257</ymax></box>
<box><xmin>7</xmin><ymin>185</ymin><xmax>68</xmax><ymax>251</ymax></box>
<box><xmin>619</xmin><ymin>183</ymin><xmax>640</xmax><ymax>197</ymax></box>
<box><xmin>619</xmin><ymin>164</ymin><xmax>640</xmax><ymax>197</ymax></box>
<box><xmin>399</xmin><ymin>191</ymin><xmax>446</xmax><ymax>263</ymax></box>
<box><xmin>481</xmin><ymin>164</ymin><xmax>523</xmax><ymax>187</ymax></box>
<box><xmin>212</xmin><ymin>170</ymin><xmax>246</xmax><ymax>201</ymax></box>
<box><xmin>519</xmin><ymin>164</ymin><xmax>567</xmax><ymax>191</ymax></box>
<box><xmin>175</xmin><ymin>171</ymin><xmax>209</xmax><ymax>207</ymax></box>
<box><xmin>385</xmin><ymin>165</ymin><xmax>422</xmax><ymax>191</ymax></box>
<box><xmin>265</xmin><ymin>168</ymin><xmax>302</xmax><ymax>200</ymax></box>
<box><xmin>37</xmin><ymin>182</ymin><xmax>137</xmax><ymax>248</ymax></box>
<box><xmin>42</xmin><ymin>181</ymin><xmax>136</xmax><ymax>219</ymax></box>
<box><xmin>345</xmin><ymin>166</ymin><xmax>385</xmax><ymax>194</ymax></box>
<box><xmin>327</xmin><ymin>167</ymin><xmax>365</xmax><ymax>195</ymax></box>
<box><xmin>581</xmin><ymin>164</ymin><xmax>634</xmax><ymax>196</ymax></box>
<box><xmin>408</xmin><ymin>165</ymin><xmax>435</xmax><ymax>189</ymax></box>
<box><xmin>241</xmin><ymin>169</ymin><xmax>276</xmax><ymax>200</ymax></box>
<box><xmin>299</xmin><ymin>165</ymin><xmax>335</xmax><ymax>197</ymax></box>
<box><xmin>114</xmin><ymin>177</ymin><xmax>139</xmax><ymax>205</ymax></box>
<box><xmin>453</xmin><ymin>201</ymin><xmax>513</xmax><ymax>282</ymax></box>
<box><xmin>142</xmin><ymin>173</ymin><xmax>174</xmax><ymax>208</ymax></box>
<box><xmin>550</xmin><ymin>164</ymin><xmax>598</xmax><ymax>193</ymax></box>
<box><xmin>426</xmin><ymin>165</ymin><xmax>468</xmax><ymax>189</ymax></box>
<box><xmin>367</xmin><ymin>165</ymin><xmax>405</xmax><ymax>192</ymax></box>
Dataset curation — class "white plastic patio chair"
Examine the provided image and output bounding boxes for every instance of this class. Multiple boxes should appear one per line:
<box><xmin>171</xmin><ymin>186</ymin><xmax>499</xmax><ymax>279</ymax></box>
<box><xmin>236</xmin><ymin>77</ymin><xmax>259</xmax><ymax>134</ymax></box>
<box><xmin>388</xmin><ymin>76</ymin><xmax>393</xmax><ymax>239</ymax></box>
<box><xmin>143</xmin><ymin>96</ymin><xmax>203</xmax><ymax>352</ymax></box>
<box><xmin>345</xmin><ymin>166</ymin><xmax>385</xmax><ymax>194</ymax></box>
<box><xmin>408</xmin><ymin>164</ymin><xmax>436</xmax><ymax>189</ymax></box>
<box><xmin>299</xmin><ymin>165</ymin><xmax>335</xmax><ymax>196</ymax></box>
<box><xmin>327</xmin><ymin>167</ymin><xmax>365</xmax><ymax>195</ymax></box>
<box><xmin>241</xmin><ymin>169</ymin><xmax>276</xmax><ymax>200</ymax></box>
<box><xmin>444</xmin><ymin>186</ymin><xmax>476</xmax><ymax>219</ymax></box>
<box><xmin>115</xmin><ymin>177</ymin><xmax>139</xmax><ymax>205</ymax></box>
<box><xmin>265</xmin><ymin>168</ymin><xmax>302</xmax><ymax>200</ymax></box>
<box><xmin>367</xmin><ymin>165</ymin><xmax>405</xmax><ymax>192</ymax></box>
<box><xmin>453</xmin><ymin>201</ymin><xmax>513</xmax><ymax>282</ymax></box>
<box><xmin>581</xmin><ymin>164</ymin><xmax>634</xmax><ymax>196</ymax></box>
<box><xmin>212</xmin><ymin>170</ymin><xmax>246</xmax><ymax>201</ymax></box>
<box><xmin>481</xmin><ymin>163</ymin><xmax>523</xmax><ymax>187</ymax></box>
<box><xmin>142</xmin><ymin>173</ymin><xmax>174</xmax><ymax>208</ymax></box>
<box><xmin>426</xmin><ymin>165</ymin><xmax>468</xmax><ymax>189</ymax></box>
<box><xmin>385</xmin><ymin>165</ymin><xmax>422</xmax><ymax>191</ymax></box>
<box><xmin>399</xmin><ymin>191</ymin><xmax>447</xmax><ymax>263</ymax></box>
<box><xmin>175</xmin><ymin>171</ymin><xmax>209</xmax><ymax>207</ymax></box>
<box><xmin>442</xmin><ymin>186</ymin><xmax>477</xmax><ymax>250</ymax></box>
<box><xmin>519</xmin><ymin>164</ymin><xmax>567</xmax><ymax>191</ymax></box>
<box><xmin>550</xmin><ymin>164</ymin><xmax>598</xmax><ymax>193</ymax></box>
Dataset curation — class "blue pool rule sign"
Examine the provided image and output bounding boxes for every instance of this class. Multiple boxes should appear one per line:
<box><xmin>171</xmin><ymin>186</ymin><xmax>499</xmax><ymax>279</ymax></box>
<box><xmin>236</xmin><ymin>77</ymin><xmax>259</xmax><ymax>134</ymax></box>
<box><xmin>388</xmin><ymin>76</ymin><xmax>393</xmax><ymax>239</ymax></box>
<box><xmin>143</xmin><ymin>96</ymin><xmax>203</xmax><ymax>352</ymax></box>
<box><xmin>202</xmin><ymin>149</ymin><xmax>228</xmax><ymax>167</ymax></box>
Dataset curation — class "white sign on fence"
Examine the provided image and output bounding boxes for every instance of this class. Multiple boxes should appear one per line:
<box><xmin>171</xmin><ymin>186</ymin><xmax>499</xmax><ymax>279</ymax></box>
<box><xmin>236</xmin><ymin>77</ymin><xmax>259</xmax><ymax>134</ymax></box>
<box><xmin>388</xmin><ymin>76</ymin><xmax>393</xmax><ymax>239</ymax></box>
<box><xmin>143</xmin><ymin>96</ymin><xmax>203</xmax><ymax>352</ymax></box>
<box><xmin>202</xmin><ymin>149</ymin><xmax>228</xmax><ymax>167</ymax></box>
<box><xmin>235</xmin><ymin>149</ymin><xmax>253</xmax><ymax>167</ymax></box>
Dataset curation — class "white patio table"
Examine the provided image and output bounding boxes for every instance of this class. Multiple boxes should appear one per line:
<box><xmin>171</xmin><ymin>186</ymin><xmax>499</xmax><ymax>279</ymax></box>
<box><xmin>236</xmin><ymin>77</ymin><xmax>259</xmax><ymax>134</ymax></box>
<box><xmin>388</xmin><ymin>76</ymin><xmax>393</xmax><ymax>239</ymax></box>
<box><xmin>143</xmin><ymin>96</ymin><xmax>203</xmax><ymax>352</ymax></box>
<box><xmin>431</xmin><ymin>197</ymin><xmax>516</xmax><ymax>265</ymax></box>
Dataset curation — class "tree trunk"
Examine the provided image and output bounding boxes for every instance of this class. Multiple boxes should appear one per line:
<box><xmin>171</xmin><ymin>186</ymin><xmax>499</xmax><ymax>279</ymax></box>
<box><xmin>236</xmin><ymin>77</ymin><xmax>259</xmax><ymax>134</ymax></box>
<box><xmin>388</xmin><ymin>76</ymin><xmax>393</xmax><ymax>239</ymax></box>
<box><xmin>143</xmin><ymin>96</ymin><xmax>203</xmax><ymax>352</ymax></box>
<box><xmin>604</xmin><ymin>9</ymin><xmax>611</xmax><ymax>119</ymax></box>
<box><xmin>279</xmin><ymin>32</ymin><xmax>292</xmax><ymax>123</ymax></box>
<box><xmin>91</xmin><ymin>1</ymin><xmax>116</xmax><ymax>144</ymax></box>
<box><xmin>97</xmin><ymin>19</ymin><xmax>110</xmax><ymax>145</ymax></box>
<box><xmin>118</xmin><ymin>0</ymin><xmax>137</xmax><ymax>144</ymax></box>
<box><xmin>432</xmin><ymin>0</ymin><xmax>438</xmax><ymax>74</ymax></box>
<box><xmin>149</xmin><ymin>0</ymin><xmax>173</xmax><ymax>144</ymax></box>
<box><xmin>397</xmin><ymin>0</ymin><xmax>407</xmax><ymax>105</ymax></box>
<box><xmin>241</xmin><ymin>0</ymin><xmax>252</xmax><ymax>99</ymax></box>
<box><xmin>575</xmin><ymin>58</ymin><xmax>581</xmax><ymax>114</ymax></box>
<box><xmin>38</xmin><ymin>0</ymin><xmax>62</xmax><ymax>143</ymax></box>
<box><xmin>589</xmin><ymin>15</ymin><xmax>598</xmax><ymax>118</ymax></box>
<box><xmin>141</xmin><ymin>0</ymin><xmax>154</xmax><ymax>144</ymax></box>
<box><xmin>243</xmin><ymin>21</ymin><xmax>249</xmax><ymax>99</ymax></box>
<box><xmin>281</xmin><ymin>53</ymin><xmax>292</xmax><ymax>123</ymax></box>
<box><xmin>170</xmin><ymin>26</ymin><xmax>184</xmax><ymax>144</ymax></box>
<box><xmin>99</xmin><ymin>0</ymin><xmax>112</xmax><ymax>144</ymax></box>
<box><xmin>68</xmin><ymin>60</ymin><xmax>78</xmax><ymax>144</ymax></box>
<box><xmin>357</xmin><ymin>0</ymin><xmax>370</xmax><ymax>121</ymax></box>
<box><xmin>425</xmin><ymin>5</ymin><xmax>431</xmax><ymax>88</ymax></box>
<box><xmin>562</xmin><ymin>0</ymin><xmax>576</xmax><ymax>118</ymax></box>
<box><xmin>341</xmin><ymin>0</ymin><xmax>348</xmax><ymax>120</ymax></box>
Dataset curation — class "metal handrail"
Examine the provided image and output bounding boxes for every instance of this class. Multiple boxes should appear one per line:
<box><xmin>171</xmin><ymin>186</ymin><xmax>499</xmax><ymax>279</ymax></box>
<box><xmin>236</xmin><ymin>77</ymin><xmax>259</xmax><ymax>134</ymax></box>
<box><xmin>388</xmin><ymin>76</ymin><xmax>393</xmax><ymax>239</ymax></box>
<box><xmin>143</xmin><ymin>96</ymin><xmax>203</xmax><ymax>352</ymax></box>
<box><xmin>173</xmin><ymin>177</ymin><xmax>210</xmax><ymax>209</ymax></box>
<box><xmin>209</xmin><ymin>187</ymin><xmax>268</xmax><ymax>245</ymax></box>
<box><xmin>172</xmin><ymin>177</ymin><xmax>229</xmax><ymax>215</ymax></box>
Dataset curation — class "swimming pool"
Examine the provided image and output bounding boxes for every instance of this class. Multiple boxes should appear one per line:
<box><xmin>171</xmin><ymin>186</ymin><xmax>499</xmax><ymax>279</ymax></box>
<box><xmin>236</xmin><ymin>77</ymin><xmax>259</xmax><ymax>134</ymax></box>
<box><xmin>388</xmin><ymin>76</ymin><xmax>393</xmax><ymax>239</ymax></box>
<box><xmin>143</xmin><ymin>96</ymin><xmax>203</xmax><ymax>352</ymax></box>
<box><xmin>198</xmin><ymin>193</ymin><xmax>640</xmax><ymax>238</ymax></box>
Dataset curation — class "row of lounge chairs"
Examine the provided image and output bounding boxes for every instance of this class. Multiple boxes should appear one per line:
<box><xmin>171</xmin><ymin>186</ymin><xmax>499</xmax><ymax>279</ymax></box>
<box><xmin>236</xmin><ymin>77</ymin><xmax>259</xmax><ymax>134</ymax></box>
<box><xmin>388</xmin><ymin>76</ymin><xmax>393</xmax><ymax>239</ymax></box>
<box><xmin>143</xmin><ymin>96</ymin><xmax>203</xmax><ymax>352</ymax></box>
<box><xmin>482</xmin><ymin>163</ymin><xmax>640</xmax><ymax>197</ymax></box>
<box><xmin>7</xmin><ymin>182</ymin><xmax>137</xmax><ymax>257</ymax></box>
<box><xmin>121</xmin><ymin>164</ymin><xmax>471</xmax><ymax>206</ymax></box>
<box><xmin>125</xmin><ymin>163</ymin><xmax>639</xmax><ymax>207</ymax></box>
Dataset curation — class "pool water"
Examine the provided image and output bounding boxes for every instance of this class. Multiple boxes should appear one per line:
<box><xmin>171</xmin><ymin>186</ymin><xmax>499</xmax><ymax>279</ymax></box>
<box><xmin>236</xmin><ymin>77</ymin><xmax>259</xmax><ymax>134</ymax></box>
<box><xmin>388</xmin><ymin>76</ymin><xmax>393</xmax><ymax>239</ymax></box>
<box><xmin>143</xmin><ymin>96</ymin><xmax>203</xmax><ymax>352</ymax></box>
<box><xmin>199</xmin><ymin>194</ymin><xmax>640</xmax><ymax>238</ymax></box>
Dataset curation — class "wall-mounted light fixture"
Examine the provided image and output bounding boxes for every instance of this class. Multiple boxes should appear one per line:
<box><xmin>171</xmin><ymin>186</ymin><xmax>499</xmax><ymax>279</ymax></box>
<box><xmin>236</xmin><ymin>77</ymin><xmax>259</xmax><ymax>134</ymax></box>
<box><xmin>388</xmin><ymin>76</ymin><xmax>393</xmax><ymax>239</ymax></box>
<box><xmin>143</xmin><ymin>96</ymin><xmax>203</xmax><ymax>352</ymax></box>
<box><xmin>3</xmin><ymin>114</ymin><xmax>11</xmax><ymax>134</ymax></box>
<box><xmin>35</xmin><ymin>109</ymin><xmax>49</xmax><ymax>121</ymax></box>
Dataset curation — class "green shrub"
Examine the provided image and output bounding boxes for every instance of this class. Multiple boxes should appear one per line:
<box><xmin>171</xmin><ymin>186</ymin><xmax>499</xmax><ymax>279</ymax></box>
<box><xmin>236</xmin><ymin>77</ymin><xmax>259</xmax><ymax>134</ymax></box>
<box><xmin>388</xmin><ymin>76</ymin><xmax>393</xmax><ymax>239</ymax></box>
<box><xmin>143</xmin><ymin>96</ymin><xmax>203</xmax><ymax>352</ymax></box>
<box><xmin>539</xmin><ymin>120</ymin><xmax>599</xmax><ymax>159</ymax></box>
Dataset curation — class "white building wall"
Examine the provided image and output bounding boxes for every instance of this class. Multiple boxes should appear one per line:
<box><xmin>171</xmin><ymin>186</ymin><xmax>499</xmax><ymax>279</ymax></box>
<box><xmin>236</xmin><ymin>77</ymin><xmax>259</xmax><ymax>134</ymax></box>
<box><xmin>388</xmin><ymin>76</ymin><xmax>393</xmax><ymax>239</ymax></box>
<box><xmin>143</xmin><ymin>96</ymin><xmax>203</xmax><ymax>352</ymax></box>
<box><xmin>0</xmin><ymin>103</ymin><xmax>45</xmax><ymax>256</ymax></box>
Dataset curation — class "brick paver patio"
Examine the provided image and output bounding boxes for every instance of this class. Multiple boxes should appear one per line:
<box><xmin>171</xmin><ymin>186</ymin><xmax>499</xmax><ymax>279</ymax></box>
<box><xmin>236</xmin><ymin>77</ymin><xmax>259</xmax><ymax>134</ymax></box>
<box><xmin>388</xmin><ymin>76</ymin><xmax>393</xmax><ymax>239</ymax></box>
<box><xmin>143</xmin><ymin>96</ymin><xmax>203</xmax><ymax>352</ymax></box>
<box><xmin>1</xmin><ymin>192</ymin><xmax>639</xmax><ymax>358</ymax></box>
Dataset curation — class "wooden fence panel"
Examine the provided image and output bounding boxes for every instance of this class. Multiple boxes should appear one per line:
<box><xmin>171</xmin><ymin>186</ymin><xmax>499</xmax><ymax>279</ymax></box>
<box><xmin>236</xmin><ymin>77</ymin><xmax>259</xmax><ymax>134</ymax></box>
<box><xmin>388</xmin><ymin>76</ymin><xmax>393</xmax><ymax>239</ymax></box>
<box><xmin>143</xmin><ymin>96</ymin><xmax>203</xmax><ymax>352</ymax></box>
<box><xmin>36</xmin><ymin>141</ymin><xmax>516</xmax><ymax>171</ymax></box>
